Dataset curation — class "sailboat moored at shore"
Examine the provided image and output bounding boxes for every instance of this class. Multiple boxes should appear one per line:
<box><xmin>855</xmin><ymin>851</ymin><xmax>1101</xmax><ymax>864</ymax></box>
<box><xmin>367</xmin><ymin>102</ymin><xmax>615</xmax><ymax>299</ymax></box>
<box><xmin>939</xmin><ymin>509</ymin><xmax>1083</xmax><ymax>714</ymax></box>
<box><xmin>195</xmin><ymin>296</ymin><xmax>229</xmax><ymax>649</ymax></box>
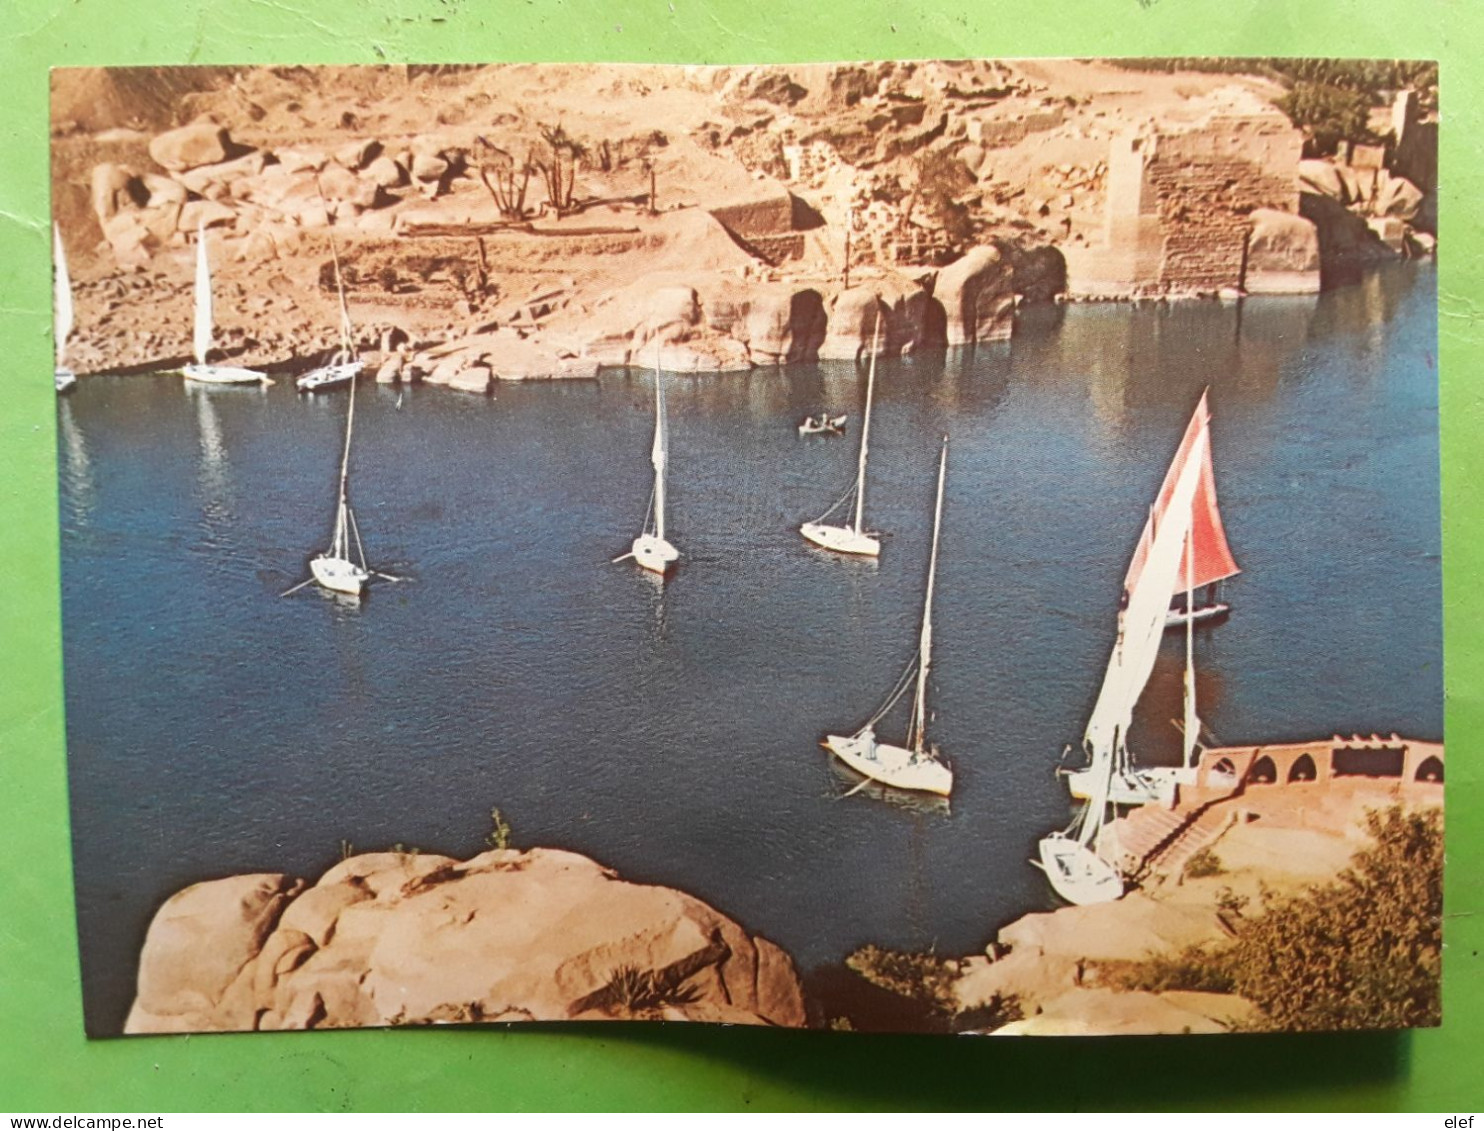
<box><xmin>297</xmin><ymin>236</ymin><xmax>364</xmax><ymax>393</ymax></box>
<box><xmin>1039</xmin><ymin>412</ymin><xmax>1212</xmax><ymax>903</ymax></box>
<box><xmin>823</xmin><ymin>436</ymin><xmax>953</xmax><ymax>797</ymax></box>
<box><xmin>182</xmin><ymin>224</ymin><xmax>271</xmax><ymax>387</ymax></box>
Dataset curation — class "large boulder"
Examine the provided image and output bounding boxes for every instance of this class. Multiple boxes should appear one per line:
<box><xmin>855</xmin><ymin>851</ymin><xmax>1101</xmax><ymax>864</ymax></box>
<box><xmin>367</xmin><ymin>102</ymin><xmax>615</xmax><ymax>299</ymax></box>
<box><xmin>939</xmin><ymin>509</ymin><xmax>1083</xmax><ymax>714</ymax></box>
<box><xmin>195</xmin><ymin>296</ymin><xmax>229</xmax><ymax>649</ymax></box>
<box><xmin>125</xmin><ymin>849</ymin><xmax>805</xmax><ymax>1032</ymax></box>
<box><xmin>743</xmin><ymin>287</ymin><xmax>827</xmax><ymax>365</ymax></box>
<box><xmin>90</xmin><ymin>163</ymin><xmax>143</xmax><ymax>227</ymax></box>
<box><xmin>125</xmin><ymin>873</ymin><xmax>304</xmax><ymax>1033</ymax></box>
<box><xmin>1374</xmin><ymin>171</ymin><xmax>1425</xmax><ymax>222</ymax></box>
<box><xmin>149</xmin><ymin>122</ymin><xmax>235</xmax><ymax>173</ymax></box>
<box><xmin>934</xmin><ymin>245</ymin><xmax>1014</xmax><ymax>346</ymax></box>
<box><xmin>818</xmin><ymin>287</ymin><xmax>886</xmax><ymax>361</ymax></box>
<box><xmin>1244</xmin><ymin>209</ymin><xmax>1321</xmax><ymax>295</ymax></box>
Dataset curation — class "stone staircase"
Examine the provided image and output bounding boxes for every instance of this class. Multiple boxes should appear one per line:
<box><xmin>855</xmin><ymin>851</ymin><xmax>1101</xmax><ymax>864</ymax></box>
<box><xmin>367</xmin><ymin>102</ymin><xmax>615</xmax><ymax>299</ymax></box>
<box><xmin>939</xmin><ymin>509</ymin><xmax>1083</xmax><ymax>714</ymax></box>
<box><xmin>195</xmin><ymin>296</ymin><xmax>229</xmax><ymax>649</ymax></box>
<box><xmin>1114</xmin><ymin>798</ymin><xmax>1233</xmax><ymax>883</ymax></box>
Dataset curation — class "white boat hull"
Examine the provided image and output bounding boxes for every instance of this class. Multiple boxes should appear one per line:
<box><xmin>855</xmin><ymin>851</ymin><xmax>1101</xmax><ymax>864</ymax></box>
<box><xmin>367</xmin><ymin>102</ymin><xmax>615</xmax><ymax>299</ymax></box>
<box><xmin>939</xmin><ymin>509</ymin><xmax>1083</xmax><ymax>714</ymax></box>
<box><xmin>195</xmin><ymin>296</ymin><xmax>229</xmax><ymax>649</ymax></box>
<box><xmin>55</xmin><ymin>367</ymin><xmax>77</xmax><ymax>394</ymax></box>
<box><xmin>800</xmin><ymin>522</ymin><xmax>880</xmax><ymax>557</ymax></box>
<box><xmin>823</xmin><ymin>730</ymin><xmax>952</xmax><ymax>796</ymax></box>
<box><xmin>1065</xmin><ymin>764</ymin><xmax>1182</xmax><ymax>807</ymax></box>
<box><xmin>297</xmin><ymin>359</ymin><xmax>364</xmax><ymax>392</ymax></box>
<box><xmin>184</xmin><ymin>362</ymin><xmax>271</xmax><ymax>386</ymax></box>
<box><xmin>311</xmin><ymin>554</ymin><xmax>369</xmax><ymax>595</ymax></box>
<box><xmin>1036</xmin><ymin>832</ymin><xmax>1125</xmax><ymax>904</ymax></box>
<box><xmin>631</xmin><ymin>533</ymin><xmax>679</xmax><ymax>575</ymax></box>
<box><xmin>1166</xmin><ymin>602</ymin><xmax>1230</xmax><ymax>628</ymax></box>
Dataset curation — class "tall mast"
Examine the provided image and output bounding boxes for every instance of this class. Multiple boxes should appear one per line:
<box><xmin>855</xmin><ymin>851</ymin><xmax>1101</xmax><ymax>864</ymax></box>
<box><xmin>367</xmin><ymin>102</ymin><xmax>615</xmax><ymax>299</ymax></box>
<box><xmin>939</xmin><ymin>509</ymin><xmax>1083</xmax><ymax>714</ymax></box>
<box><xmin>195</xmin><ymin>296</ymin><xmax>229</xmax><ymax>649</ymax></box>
<box><xmin>651</xmin><ymin>355</ymin><xmax>667</xmax><ymax>542</ymax></box>
<box><xmin>852</xmin><ymin>318</ymin><xmax>879</xmax><ymax>534</ymax></box>
<box><xmin>333</xmin><ymin>336</ymin><xmax>357</xmax><ymax>558</ymax></box>
<box><xmin>1182</xmin><ymin>526</ymin><xmax>1199</xmax><ymax>768</ymax></box>
<box><xmin>911</xmin><ymin>437</ymin><xmax>948</xmax><ymax>754</ymax></box>
<box><xmin>327</xmin><ymin>229</ymin><xmax>354</xmax><ymax>355</ymax></box>
<box><xmin>192</xmin><ymin>222</ymin><xmax>212</xmax><ymax>366</ymax></box>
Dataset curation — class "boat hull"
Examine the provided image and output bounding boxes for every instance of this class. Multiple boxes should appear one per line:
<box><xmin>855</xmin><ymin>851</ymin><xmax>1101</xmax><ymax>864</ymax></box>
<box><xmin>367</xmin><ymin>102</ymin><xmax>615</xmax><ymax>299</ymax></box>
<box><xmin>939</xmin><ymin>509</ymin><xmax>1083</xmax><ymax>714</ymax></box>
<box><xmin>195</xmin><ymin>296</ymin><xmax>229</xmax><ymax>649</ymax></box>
<box><xmin>1166</xmin><ymin>601</ymin><xmax>1230</xmax><ymax>629</ymax></box>
<box><xmin>800</xmin><ymin>522</ymin><xmax>880</xmax><ymax>557</ymax></box>
<box><xmin>823</xmin><ymin>730</ymin><xmax>952</xmax><ymax>796</ymax></box>
<box><xmin>631</xmin><ymin>533</ymin><xmax>679</xmax><ymax>575</ymax></box>
<box><xmin>55</xmin><ymin>367</ymin><xmax>77</xmax><ymax>394</ymax></box>
<box><xmin>1035</xmin><ymin>832</ymin><xmax>1125</xmax><ymax>905</ymax></box>
<box><xmin>184</xmin><ymin>363</ymin><xmax>271</xmax><ymax>386</ymax></box>
<box><xmin>1064</xmin><ymin>764</ymin><xmax>1183</xmax><ymax>807</ymax></box>
<box><xmin>297</xmin><ymin>359</ymin><xmax>364</xmax><ymax>392</ymax></box>
<box><xmin>311</xmin><ymin>554</ymin><xmax>369</xmax><ymax>595</ymax></box>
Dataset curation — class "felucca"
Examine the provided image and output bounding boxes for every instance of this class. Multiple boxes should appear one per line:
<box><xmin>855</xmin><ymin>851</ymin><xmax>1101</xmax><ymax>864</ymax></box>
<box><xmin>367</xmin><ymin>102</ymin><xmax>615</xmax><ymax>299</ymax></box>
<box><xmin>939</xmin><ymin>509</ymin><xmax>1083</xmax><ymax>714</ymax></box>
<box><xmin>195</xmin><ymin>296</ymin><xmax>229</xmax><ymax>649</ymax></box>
<box><xmin>1122</xmin><ymin>392</ymin><xmax>1240</xmax><ymax>628</ymax></box>
<box><xmin>1038</xmin><ymin>410</ymin><xmax>1210</xmax><ymax>903</ymax></box>
<box><xmin>1064</xmin><ymin>395</ymin><xmax>1231</xmax><ymax>807</ymax></box>
<box><xmin>53</xmin><ymin>224</ymin><xmax>77</xmax><ymax>394</ymax></box>
<box><xmin>800</xmin><ymin>325</ymin><xmax>882</xmax><ymax>556</ymax></box>
<box><xmin>822</xmin><ymin>436</ymin><xmax>953</xmax><ymax>796</ymax></box>
<box><xmin>616</xmin><ymin>357</ymin><xmax>680</xmax><ymax>576</ymax></box>
<box><xmin>182</xmin><ymin>223</ymin><xmax>270</xmax><ymax>386</ymax></box>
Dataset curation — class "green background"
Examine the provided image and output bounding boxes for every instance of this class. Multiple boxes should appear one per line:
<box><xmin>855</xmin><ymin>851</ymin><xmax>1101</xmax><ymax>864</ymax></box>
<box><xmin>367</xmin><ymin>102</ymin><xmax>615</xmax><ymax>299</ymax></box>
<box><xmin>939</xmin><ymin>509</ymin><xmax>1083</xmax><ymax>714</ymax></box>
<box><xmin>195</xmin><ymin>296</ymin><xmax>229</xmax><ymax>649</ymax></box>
<box><xmin>2</xmin><ymin>0</ymin><xmax>1478</xmax><ymax>1112</ymax></box>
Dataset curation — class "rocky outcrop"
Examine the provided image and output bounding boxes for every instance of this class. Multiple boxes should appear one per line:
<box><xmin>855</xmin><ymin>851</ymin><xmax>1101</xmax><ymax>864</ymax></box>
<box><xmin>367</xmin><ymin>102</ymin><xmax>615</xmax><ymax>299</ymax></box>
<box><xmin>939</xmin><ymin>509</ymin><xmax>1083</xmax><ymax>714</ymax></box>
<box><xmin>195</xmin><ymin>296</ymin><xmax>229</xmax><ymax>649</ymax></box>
<box><xmin>125</xmin><ymin>848</ymin><xmax>806</xmax><ymax>1033</ymax></box>
<box><xmin>934</xmin><ymin>245</ymin><xmax>1014</xmax><ymax>345</ymax></box>
<box><xmin>1244</xmin><ymin>208</ymin><xmax>1321</xmax><ymax>295</ymax></box>
<box><xmin>148</xmin><ymin>122</ymin><xmax>236</xmax><ymax>173</ymax></box>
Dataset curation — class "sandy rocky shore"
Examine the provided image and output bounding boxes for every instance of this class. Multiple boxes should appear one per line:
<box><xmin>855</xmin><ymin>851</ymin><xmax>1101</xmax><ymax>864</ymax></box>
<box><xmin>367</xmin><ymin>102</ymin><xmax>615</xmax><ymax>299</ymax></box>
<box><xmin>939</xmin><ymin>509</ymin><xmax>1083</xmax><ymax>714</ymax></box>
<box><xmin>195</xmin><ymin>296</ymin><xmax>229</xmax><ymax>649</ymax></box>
<box><xmin>52</xmin><ymin>60</ymin><xmax>1434</xmax><ymax>389</ymax></box>
<box><xmin>125</xmin><ymin>777</ymin><xmax>1436</xmax><ymax>1035</ymax></box>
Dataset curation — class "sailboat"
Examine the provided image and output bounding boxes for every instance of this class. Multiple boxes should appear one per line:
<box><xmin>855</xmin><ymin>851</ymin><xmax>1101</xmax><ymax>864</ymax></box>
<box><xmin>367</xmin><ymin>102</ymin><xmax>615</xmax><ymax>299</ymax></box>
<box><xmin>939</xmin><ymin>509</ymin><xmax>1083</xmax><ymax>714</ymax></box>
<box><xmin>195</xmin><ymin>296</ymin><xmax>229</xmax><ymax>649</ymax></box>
<box><xmin>1064</xmin><ymin>396</ymin><xmax>1228</xmax><ymax>808</ymax></box>
<box><xmin>296</xmin><ymin>237</ymin><xmax>363</xmax><ymax>393</ymax></box>
<box><xmin>799</xmin><ymin>325</ymin><xmax>882</xmax><ymax>556</ymax></box>
<box><xmin>1038</xmin><ymin>414</ymin><xmax>1211</xmax><ymax>904</ymax></box>
<box><xmin>618</xmin><ymin>358</ymin><xmax>680</xmax><ymax>576</ymax></box>
<box><xmin>1121</xmin><ymin>391</ymin><xmax>1239</xmax><ymax>628</ymax></box>
<box><xmin>308</xmin><ymin>355</ymin><xmax>371</xmax><ymax>596</ymax></box>
<box><xmin>822</xmin><ymin>436</ymin><xmax>953</xmax><ymax>797</ymax></box>
<box><xmin>182</xmin><ymin>223</ymin><xmax>270</xmax><ymax>386</ymax></box>
<box><xmin>53</xmin><ymin>224</ymin><xmax>77</xmax><ymax>394</ymax></box>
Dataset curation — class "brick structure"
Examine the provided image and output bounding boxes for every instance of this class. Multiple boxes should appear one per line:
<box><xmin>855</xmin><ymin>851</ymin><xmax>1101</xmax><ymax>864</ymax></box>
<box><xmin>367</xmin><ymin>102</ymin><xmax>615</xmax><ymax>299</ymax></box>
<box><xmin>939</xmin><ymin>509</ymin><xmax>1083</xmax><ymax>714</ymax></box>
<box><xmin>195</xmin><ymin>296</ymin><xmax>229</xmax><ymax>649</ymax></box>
<box><xmin>1066</xmin><ymin>89</ymin><xmax>1306</xmax><ymax>298</ymax></box>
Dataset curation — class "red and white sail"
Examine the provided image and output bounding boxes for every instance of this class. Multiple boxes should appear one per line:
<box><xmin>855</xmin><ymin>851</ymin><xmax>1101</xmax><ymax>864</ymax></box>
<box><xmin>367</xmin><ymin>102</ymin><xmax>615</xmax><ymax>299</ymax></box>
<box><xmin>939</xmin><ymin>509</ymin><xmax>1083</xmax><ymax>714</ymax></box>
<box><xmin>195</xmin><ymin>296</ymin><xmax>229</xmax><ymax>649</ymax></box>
<box><xmin>1122</xmin><ymin>390</ymin><xmax>1239</xmax><ymax>600</ymax></box>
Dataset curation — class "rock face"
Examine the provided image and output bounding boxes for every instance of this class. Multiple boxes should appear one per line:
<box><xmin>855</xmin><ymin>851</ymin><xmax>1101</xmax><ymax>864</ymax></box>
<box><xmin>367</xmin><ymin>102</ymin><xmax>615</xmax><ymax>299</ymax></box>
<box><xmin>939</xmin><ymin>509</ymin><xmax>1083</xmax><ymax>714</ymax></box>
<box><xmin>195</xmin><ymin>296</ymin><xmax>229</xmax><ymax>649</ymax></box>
<box><xmin>1244</xmin><ymin>208</ymin><xmax>1321</xmax><ymax>295</ymax></box>
<box><xmin>125</xmin><ymin>848</ymin><xmax>807</xmax><ymax>1033</ymax></box>
<box><xmin>934</xmin><ymin>245</ymin><xmax>1015</xmax><ymax>346</ymax></box>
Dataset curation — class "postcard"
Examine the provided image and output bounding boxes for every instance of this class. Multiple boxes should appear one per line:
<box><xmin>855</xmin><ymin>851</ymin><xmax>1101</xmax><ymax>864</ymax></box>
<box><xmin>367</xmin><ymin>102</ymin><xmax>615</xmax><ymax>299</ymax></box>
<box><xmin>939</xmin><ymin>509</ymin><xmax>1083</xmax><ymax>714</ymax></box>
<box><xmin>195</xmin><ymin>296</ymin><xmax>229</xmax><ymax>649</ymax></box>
<box><xmin>52</xmin><ymin>59</ymin><xmax>1441</xmax><ymax>1037</ymax></box>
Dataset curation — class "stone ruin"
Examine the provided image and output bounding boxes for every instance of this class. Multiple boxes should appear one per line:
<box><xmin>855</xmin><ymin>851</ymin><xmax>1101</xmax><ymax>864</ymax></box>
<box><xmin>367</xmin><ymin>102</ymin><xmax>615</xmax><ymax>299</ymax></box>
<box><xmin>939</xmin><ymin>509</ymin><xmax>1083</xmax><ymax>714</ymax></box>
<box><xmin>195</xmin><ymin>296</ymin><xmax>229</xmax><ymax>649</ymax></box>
<box><xmin>1065</xmin><ymin>88</ymin><xmax>1315</xmax><ymax>298</ymax></box>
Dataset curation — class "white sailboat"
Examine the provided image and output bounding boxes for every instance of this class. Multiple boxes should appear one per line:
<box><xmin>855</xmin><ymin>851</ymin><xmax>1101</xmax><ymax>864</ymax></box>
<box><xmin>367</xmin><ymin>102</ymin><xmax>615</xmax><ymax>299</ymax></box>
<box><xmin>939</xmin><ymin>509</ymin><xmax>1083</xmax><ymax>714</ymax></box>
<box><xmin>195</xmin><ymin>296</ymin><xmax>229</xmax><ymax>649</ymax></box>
<box><xmin>309</xmin><ymin>360</ymin><xmax>371</xmax><ymax>596</ymax></box>
<box><xmin>53</xmin><ymin>224</ymin><xmax>77</xmax><ymax>394</ymax></box>
<box><xmin>1121</xmin><ymin>392</ymin><xmax>1240</xmax><ymax>628</ymax></box>
<box><xmin>1038</xmin><ymin>415</ymin><xmax>1211</xmax><ymax>904</ymax></box>
<box><xmin>800</xmin><ymin>325</ymin><xmax>881</xmax><ymax>556</ymax></box>
<box><xmin>297</xmin><ymin>235</ymin><xmax>364</xmax><ymax>393</ymax></box>
<box><xmin>619</xmin><ymin>358</ymin><xmax>680</xmax><ymax>576</ymax></box>
<box><xmin>823</xmin><ymin>436</ymin><xmax>953</xmax><ymax>797</ymax></box>
<box><xmin>182</xmin><ymin>224</ymin><xmax>270</xmax><ymax>386</ymax></box>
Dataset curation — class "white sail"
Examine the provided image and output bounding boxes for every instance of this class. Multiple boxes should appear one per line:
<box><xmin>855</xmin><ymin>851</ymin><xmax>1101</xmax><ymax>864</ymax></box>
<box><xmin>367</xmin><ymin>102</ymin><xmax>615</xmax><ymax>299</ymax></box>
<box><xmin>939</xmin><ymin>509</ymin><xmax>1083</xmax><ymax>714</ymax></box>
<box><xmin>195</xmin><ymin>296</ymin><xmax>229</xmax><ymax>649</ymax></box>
<box><xmin>852</xmin><ymin>327</ymin><xmax>878</xmax><ymax>534</ymax></box>
<box><xmin>1083</xmin><ymin>428</ymin><xmax>1210</xmax><ymax>770</ymax></box>
<box><xmin>192</xmin><ymin>224</ymin><xmax>212</xmax><ymax>366</ymax></box>
<box><xmin>909</xmin><ymin>439</ymin><xmax>948</xmax><ymax>754</ymax></box>
<box><xmin>651</xmin><ymin>361</ymin><xmax>667</xmax><ymax>542</ymax></box>
<box><xmin>1182</xmin><ymin>527</ymin><xmax>1200</xmax><ymax>768</ymax></box>
<box><xmin>53</xmin><ymin>224</ymin><xmax>73</xmax><ymax>368</ymax></box>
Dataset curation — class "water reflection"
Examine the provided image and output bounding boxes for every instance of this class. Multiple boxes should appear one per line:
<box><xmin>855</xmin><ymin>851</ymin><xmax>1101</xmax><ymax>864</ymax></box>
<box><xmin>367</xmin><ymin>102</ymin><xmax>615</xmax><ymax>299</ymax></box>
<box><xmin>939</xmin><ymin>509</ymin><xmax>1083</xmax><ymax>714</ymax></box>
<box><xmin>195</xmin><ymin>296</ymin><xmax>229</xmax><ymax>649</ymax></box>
<box><xmin>57</xmin><ymin>398</ymin><xmax>94</xmax><ymax>525</ymax></box>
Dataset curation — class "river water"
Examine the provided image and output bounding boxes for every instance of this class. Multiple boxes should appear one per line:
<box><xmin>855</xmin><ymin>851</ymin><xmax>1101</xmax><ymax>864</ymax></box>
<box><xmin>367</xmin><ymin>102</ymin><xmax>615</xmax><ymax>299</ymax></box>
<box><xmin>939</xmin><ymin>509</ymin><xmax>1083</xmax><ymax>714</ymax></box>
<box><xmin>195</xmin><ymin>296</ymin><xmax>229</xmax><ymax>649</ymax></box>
<box><xmin>60</xmin><ymin>262</ymin><xmax>1440</xmax><ymax>1034</ymax></box>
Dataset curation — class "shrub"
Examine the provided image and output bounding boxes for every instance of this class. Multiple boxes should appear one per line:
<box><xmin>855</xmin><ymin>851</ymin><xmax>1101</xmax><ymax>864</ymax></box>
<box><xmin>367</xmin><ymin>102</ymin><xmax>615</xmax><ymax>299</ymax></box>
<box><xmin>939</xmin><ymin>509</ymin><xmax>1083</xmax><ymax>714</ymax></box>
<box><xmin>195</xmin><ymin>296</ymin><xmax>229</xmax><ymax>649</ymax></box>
<box><xmin>1183</xmin><ymin>846</ymin><xmax>1225</xmax><ymax>879</ymax></box>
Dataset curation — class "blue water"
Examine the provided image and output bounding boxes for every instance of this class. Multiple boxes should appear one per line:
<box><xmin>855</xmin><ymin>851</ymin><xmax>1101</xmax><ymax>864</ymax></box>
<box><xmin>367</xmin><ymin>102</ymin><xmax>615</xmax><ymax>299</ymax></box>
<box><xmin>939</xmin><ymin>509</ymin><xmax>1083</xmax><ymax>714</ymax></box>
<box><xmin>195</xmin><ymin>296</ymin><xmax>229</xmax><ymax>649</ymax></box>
<box><xmin>60</xmin><ymin>262</ymin><xmax>1440</xmax><ymax>1034</ymax></box>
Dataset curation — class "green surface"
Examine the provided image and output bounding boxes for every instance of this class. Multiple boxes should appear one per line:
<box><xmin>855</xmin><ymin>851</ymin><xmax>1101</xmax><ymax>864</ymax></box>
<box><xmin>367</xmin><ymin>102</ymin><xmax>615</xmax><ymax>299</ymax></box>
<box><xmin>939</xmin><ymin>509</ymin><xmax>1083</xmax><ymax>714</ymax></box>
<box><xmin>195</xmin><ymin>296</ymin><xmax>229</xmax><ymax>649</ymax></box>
<box><xmin>1</xmin><ymin>0</ymin><xmax>1478</xmax><ymax>1113</ymax></box>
